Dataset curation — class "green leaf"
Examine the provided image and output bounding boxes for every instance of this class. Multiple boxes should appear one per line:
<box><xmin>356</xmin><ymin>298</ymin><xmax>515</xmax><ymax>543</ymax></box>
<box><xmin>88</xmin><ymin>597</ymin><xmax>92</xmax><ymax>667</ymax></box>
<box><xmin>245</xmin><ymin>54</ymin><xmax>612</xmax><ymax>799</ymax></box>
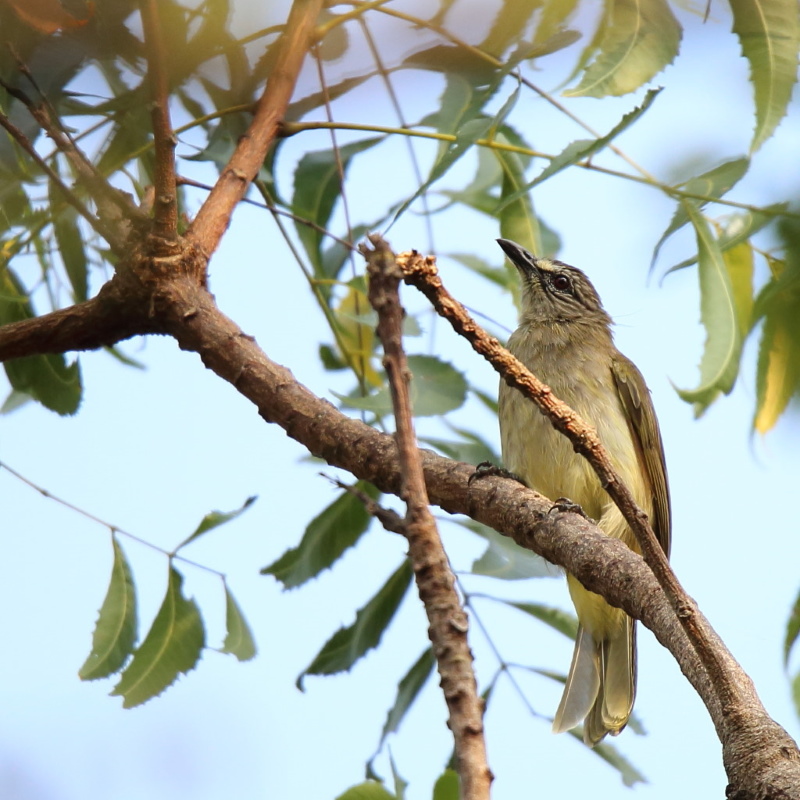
<box><xmin>572</xmin><ymin>731</ymin><xmax>647</xmax><ymax>786</ymax></box>
<box><xmin>79</xmin><ymin>536</ymin><xmax>138</xmax><ymax>680</ymax></box>
<box><xmin>111</xmin><ymin>566</ymin><xmax>205</xmax><ymax>708</ymax></box>
<box><xmin>336</xmin><ymin>355</ymin><xmax>468</xmax><ymax>417</ymax></box>
<box><xmin>50</xmin><ymin>195</ymin><xmax>88</xmax><ymax>302</ymax></box>
<box><xmin>498</xmin><ymin>87</ymin><xmax>661</xmax><ymax>209</ymax></box>
<box><xmin>292</xmin><ymin>138</ymin><xmax>383</xmax><ymax>273</ymax></box>
<box><xmin>261</xmin><ymin>482</ymin><xmax>379</xmax><ymax>589</ymax></box>
<box><xmin>432</xmin><ymin>770</ymin><xmax>459</xmax><ymax>800</ymax></box>
<box><xmin>174</xmin><ymin>495</ymin><xmax>257</xmax><ymax>552</ymax></box>
<box><xmin>665</xmin><ymin>203</ymin><xmax>785</xmax><ymax>274</ymax></box>
<box><xmin>221</xmin><ymin>585</ymin><xmax>256</xmax><ymax>662</ymax></box>
<box><xmin>792</xmin><ymin>670</ymin><xmax>800</xmax><ymax>718</ymax></box>
<box><xmin>785</xmin><ymin>587</ymin><xmax>800</xmax><ymax>667</ymax></box>
<box><xmin>0</xmin><ymin>268</ymin><xmax>82</xmax><ymax>415</ymax></box>
<box><xmin>564</xmin><ymin>0</ymin><xmax>681</xmax><ymax>97</ymax></box>
<box><xmin>298</xmin><ymin>560</ymin><xmax>413</xmax><ymax>688</ymax></box>
<box><xmin>652</xmin><ymin>157</ymin><xmax>751</xmax><ymax>269</ymax></box>
<box><xmin>467</xmin><ymin>521</ymin><xmax>555</xmax><ymax>580</ymax></box>
<box><xmin>724</xmin><ymin>242</ymin><xmax>755</xmax><ymax>338</ymax></box>
<box><xmin>676</xmin><ymin>206</ymin><xmax>743</xmax><ymax>415</ymax></box>
<box><xmin>421</xmin><ymin>428</ymin><xmax>498</xmax><ymax>466</ymax></box>
<box><xmin>377</xmin><ymin>647</ymin><xmax>435</xmax><ymax>744</ymax></box>
<box><xmin>731</xmin><ymin>0</ymin><xmax>800</xmax><ymax>151</ymax></box>
<box><xmin>335</xmin><ymin>782</ymin><xmax>396</xmax><ymax>800</ymax></box>
<box><xmin>506</xmin><ymin>600</ymin><xmax>579</xmax><ymax>639</ymax></box>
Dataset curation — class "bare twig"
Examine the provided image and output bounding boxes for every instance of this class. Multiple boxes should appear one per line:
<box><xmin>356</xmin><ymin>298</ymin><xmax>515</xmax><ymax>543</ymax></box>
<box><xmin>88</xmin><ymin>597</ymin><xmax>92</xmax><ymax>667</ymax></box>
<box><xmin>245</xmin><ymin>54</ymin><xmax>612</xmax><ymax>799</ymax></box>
<box><xmin>362</xmin><ymin>235</ymin><xmax>492</xmax><ymax>800</ymax></box>
<box><xmin>186</xmin><ymin>0</ymin><xmax>325</xmax><ymax>256</ymax></box>
<box><xmin>140</xmin><ymin>0</ymin><xmax>179</xmax><ymax>244</ymax></box>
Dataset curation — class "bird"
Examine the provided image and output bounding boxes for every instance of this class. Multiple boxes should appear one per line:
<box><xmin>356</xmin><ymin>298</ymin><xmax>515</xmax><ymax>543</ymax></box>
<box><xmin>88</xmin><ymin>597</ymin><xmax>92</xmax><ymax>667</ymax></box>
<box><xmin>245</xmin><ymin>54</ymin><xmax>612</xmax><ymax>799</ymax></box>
<box><xmin>496</xmin><ymin>237</ymin><xmax>671</xmax><ymax>746</ymax></box>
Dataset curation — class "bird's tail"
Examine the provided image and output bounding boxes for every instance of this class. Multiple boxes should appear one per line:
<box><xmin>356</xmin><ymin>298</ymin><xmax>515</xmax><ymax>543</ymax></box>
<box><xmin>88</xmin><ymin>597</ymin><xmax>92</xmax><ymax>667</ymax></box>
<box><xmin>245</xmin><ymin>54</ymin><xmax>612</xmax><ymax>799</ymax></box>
<box><xmin>552</xmin><ymin>617</ymin><xmax>637</xmax><ymax>746</ymax></box>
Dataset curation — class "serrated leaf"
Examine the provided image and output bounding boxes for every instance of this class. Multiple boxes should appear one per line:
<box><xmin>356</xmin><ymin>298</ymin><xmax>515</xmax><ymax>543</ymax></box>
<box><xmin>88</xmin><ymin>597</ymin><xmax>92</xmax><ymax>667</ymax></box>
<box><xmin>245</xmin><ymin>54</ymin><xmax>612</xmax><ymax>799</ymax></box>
<box><xmin>466</xmin><ymin>521</ymin><xmax>555</xmax><ymax>580</ymax></box>
<box><xmin>731</xmin><ymin>0</ymin><xmax>800</xmax><ymax>151</ymax></box>
<box><xmin>564</xmin><ymin>0</ymin><xmax>681</xmax><ymax>97</ymax></box>
<box><xmin>111</xmin><ymin>566</ymin><xmax>205</xmax><ymax>708</ymax></box>
<box><xmin>498</xmin><ymin>87</ymin><xmax>661</xmax><ymax>209</ymax></box>
<box><xmin>221</xmin><ymin>585</ymin><xmax>256</xmax><ymax>662</ymax></box>
<box><xmin>652</xmin><ymin>158</ymin><xmax>751</xmax><ymax>269</ymax></box>
<box><xmin>336</xmin><ymin>355</ymin><xmax>468</xmax><ymax>417</ymax></box>
<box><xmin>784</xmin><ymin>587</ymin><xmax>800</xmax><ymax>667</ymax></box>
<box><xmin>292</xmin><ymin>138</ymin><xmax>383</xmax><ymax>273</ymax></box>
<box><xmin>724</xmin><ymin>242</ymin><xmax>755</xmax><ymax>337</ymax></box>
<box><xmin>507</xmin><ymin>600</ymin><xmax>579</xmax><ymax>639</ymax></box>
<box><xmin>298</xmin><ymin>560</ymin><xmax>413</xmax><ymax>688</ymax></box>
<box><xmin>261</xmin><ymin>482</ymin><xmax>379</xmax><ymax>589</ymax></box>
<box><xmin>0</xmin><ymin>268</ymin><xmax>82</xmax><ymax>415</ymax></box>
<box><xmin>174</xmin><ymin>495</ymin><xmax>257</xmax><ymax>552</ymax></box>
<box><xmin>571</xmin><ymin>730</ymin><xmax>647</xmax><ymax>786</ymax></box>
<box><xmin>676</xmin><ymin>206</ymin><xmax>743</xmax><ymax>414</ymax></box>
<box><xmin>377</xmin><ymin>647</ymin><xmax>435</xmax><ymax>745</ymax></box>
<box><xmin>79</xmin><ymin>536</ymin><xmax>138</xmax><ymax>680</ymax></box>
<box><xmin>432</xmin><ymin>770</ymin><xmax>459</xmax><ymax>800</ymax></box>
<box><xmin>335</xmin><ymin>782</ymin><xmax>396</xmax><ymax>800</ymax></box>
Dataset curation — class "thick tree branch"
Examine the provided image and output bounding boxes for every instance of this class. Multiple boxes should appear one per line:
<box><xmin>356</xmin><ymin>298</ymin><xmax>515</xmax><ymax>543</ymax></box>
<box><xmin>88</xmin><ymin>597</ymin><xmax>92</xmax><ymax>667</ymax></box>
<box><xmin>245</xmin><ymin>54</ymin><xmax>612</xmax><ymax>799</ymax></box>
<box><xmin>364</xmin><ymin>237</ymin><xmax>492</xmax><ymax>800</ymax></box>
<box><xmin>186</xmin><ymin>0</ymin><xmax>325</xmax><ymax>256</ymax></box>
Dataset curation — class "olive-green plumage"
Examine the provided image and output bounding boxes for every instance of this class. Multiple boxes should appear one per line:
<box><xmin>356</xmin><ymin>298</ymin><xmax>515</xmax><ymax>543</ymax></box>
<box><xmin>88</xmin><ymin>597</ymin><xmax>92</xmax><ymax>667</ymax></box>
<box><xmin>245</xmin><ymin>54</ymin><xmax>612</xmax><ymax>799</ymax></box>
<box><xmin>496</xmin><ymin>238</ymin><xmax>671</xmax><ymax>746</ymax></box>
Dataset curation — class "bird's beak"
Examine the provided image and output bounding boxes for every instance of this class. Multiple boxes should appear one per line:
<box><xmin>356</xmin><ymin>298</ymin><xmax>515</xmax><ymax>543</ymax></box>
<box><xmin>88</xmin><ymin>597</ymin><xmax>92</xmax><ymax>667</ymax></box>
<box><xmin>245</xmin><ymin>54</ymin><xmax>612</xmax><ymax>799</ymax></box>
<box><xmin>497</xmin><ymin>238</ymin><xmax>539</xmax><ymax>275</ymax></box>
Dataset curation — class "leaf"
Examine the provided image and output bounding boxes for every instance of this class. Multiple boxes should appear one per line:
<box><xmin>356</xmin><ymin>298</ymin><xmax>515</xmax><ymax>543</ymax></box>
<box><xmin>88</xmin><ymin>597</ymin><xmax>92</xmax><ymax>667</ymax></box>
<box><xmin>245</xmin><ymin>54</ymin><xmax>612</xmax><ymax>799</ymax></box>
<box><xmin>221</xmin><ymin>585</ymin><xmax>256</xmax><ymax>662</ymax></box>
<box><xmin>792</xmin><ymin>671</ymin><xmax>800</xmax><ymax>718</ymax></box>
<box><xmin>174</xmin><ymin>495</ymin><xmax>257</xmax><ymax>552</ymax></box>
<box><xmin>466</xmin><ymin>521</ymin><xmax>555</xmax><ymax>580</ymax></box>
<box><xmin>664</xmin><ymin>203</ymin><xmax>785</xmax><ymax>274</ymax></box>
<box><xmin>506</xmin><ymin>600</ymin><xmax>579</xmax><ymax>639</ymax></box>
<box><xmin>724</xmin><ymin>242</ymin><xmax>755</xmax><ymax>338</ymax></box>
<box><xmin>432</xmin><ymin>770</ymin><xmax>460</xmax><ymax>800</ymax></box>
<box><xmin>297</xmin><ymin>560</ymin><xmax>413</xmax><ymax>688</ymax></box>
<box><xmin>784</xmin><ymin>587</ymin><xmax>800</xmax><ymax>666</ymax></box>
<box><xmin>336</xmin><ymin>356</ymin><xmax>468</xmax><ymax>417</ymax></box>
<box><xmin>292</xmin><ymin>138</ymin><xmax>383</xmax><ymax>273</ymax></box>
<box><xmin>652</xmin><ymin>158</ymin><xmax>751</xmax><ymax>269</ymax></box>
<box><xmin>730</xmin><ymin>0</ymin><xmax>800</xmax><ymax>151</ymax></box>
<box><xmin>79</xmin><ymin>536</ymin><xmax>138</xmax><ymax>680</ymax></box>
<box><xmin>335</xmin><ymin>782</ymin><xmax>396</xmax><ymax>800</ymax></box>
<box><xmin>572</xmin><ymin>731</ymin><xmax>647</xmax><ymax>786</ymax></box>
<box><xmin>676</xmin><ymin>206</ymin><xmax>743</xmax><ymax>414</ymax></box>
<box><xmin>261</xmin><ymin>482</ymin><xmax>379</xmax><ymax>589</ymax></box>
<box><xmin>497</xmin><ymin>87</ymin><xmax>661</xmax><ymax>209</ymax></box>
<box><xmin>0</xmin><ymin>268</ymin><xmax>82</xmax><ymax>415</ymax></box>
<box><xmin>377</xmin><ymin>647</ymin><xmax>435</xmax><ymax>745</ymax></box>
<box><xmin>333</xmin><ymin>285</ymin><xmax>382</xmax><ymax>387</ymax></box>
<box><xmin>111</xmin><ymin>566</ymin><xmax>205</xmax><ymax>708</ymax></box>
<box><xmin>564</xmin><ymin>0</ymin><xmax>681</xmax><ymax>97</ymax></box>
<box><xmin>50</xmin><ymin>190</ymin><xmax>88</xmax><ymax>302</ymax></box>
<box><xmin>421</xmin><ymin>427</ymin><xmax>499</xmax><ymax>466</ymax></box>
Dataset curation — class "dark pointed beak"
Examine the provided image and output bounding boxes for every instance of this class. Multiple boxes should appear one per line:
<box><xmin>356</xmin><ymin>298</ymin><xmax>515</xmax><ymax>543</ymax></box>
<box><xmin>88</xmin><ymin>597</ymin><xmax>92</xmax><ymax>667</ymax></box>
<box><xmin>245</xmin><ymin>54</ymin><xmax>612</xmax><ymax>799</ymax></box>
<box><xmin>496</xmin><ymin>238</ymin><xmax>538</xmax><ymax>274</ymax></box>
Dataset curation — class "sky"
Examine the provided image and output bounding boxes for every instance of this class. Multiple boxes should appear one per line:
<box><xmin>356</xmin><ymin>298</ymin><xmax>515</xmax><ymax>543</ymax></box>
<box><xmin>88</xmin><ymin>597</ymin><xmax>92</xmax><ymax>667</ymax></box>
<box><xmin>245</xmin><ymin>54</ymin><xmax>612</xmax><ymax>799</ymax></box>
<box><xmin>1</xmin><ymin>3</ymin><xmax>800</xmax><ymax>800</ymax></box>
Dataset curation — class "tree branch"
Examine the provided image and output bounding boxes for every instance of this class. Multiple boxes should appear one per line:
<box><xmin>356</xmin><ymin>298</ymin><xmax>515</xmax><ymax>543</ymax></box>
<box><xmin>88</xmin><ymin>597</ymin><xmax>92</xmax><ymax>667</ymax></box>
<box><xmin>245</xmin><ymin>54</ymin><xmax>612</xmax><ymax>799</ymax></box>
<box><xmin>140</xmin><ymin>0</ymin><xmax>179</xmax><ymax>245</ymax></box>
<box><xmin>186</xmin><ymin>0</ymin><xmax>325</xmax><ymax>256</ymax></box>
<box><xmin>364</xmin><ymin>236</ymin><xmax>492</xmax><ymax>800</ymax></box>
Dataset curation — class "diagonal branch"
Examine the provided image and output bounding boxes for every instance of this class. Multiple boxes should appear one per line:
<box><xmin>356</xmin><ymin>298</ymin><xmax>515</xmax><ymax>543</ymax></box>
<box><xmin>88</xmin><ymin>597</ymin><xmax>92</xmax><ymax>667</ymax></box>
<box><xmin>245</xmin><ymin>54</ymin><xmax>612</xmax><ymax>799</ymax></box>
<box><xmin>363</xmin><ymin>236</ymin><xmax>492</xmax><ymax>800</ymax></box>
<box><xmin>186</xmin><ymin>0</ymin><xmax>325</xmax><ymax>256</ymax></box>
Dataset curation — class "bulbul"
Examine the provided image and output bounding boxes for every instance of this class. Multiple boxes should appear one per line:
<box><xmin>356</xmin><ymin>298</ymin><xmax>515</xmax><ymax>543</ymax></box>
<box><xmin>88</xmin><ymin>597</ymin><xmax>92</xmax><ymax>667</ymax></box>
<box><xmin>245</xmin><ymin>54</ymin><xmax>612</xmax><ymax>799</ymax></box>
<box><xmin>496</xmin><ymin>238</ymin><xmax>671</xmax><ymax>746</ymax></box>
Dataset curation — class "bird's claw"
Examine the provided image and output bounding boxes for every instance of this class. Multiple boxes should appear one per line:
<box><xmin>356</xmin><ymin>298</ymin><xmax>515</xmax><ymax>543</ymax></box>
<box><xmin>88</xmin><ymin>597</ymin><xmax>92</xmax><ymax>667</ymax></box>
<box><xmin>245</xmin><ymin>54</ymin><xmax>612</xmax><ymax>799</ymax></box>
<box><xmin>549</xmin><ymin>497</ymin><xmax>592</xmax><ymax>521</ymax></box>
<box><xmin>469</xmin><ymin>461</ymin><xmax>528</xmax><ymax>487</ymax></box>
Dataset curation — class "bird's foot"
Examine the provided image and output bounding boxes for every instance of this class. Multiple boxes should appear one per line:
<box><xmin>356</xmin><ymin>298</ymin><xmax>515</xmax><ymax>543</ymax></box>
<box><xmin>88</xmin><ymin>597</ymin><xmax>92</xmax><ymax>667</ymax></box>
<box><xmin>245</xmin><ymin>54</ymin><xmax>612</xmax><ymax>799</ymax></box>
<box><xmin>469</xmin><ymin>461</ymin><xmax>528</xmax><ymax>487</ymax></box>
<box><xmin>549</xmin><ymin>497</ymin><xmax>593</xmax><ymax>522</ymax></box>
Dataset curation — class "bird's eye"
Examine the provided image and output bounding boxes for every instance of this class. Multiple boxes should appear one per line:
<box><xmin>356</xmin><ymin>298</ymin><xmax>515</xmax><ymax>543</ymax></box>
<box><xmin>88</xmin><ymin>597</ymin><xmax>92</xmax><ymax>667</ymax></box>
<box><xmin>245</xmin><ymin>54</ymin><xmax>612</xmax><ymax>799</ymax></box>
<box><xmin>551</xmin><ymin>274</ymin><xmax>571</xmax><ymax>292</ymax></box>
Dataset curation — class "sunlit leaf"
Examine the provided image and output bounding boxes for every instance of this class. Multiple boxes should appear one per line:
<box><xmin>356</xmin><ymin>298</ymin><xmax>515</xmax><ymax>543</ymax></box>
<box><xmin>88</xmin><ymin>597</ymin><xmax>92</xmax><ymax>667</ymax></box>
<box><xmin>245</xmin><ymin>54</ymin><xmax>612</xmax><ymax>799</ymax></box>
<box><xmin>333</xmin><ymin>285</ymin><xmax>382</xmax><ymax>387</ymax></box>
<box><xmin>652</xmin><ymin>158</ymin><xmax>750</xmax><ymax>269</ymax></box>
<box><xmin>111</xmin><ymin>566</ymin><xmax>205</xmax><ymax>708</ymax></box>
<box><xmin>676</xmin><ymin>206</ymin><xmax>743</xmax><ymax>415</ymax></box>
<box><xmin>297</xmin><ymin>560</ymin><xmax>413</xmax><ymax>688</ymax></box>
<box><xmin>335</xmin><ymin>781</ymin><xmax>396</xmax><ymax>800</ymax></box>
<box><xmin>432</xmin><ymin>770</ymin><xmax>459</xmax><ymax>800</ymax></box>
<box><xmin>730</xmin><ymin>0</ymin><xmax>800</xmax><ymax>151</ymax></box>
<box><xmin>261</xmin><ymin>483</ymin><xmax>379</xmax><ymax>589</ymax></box>
<box><xmin>724</xmin><ymin>242</ymin><xmax>755</xmax><ymax>337</ymax></box>
<box><xmin>79</xmin><ymin>536</ymin><xmax>138</xmax><ymax>680</ymax></box>
<box><xmin>564</xmin><ymin>0</ymin><xmax>681</xmax><ymax>97</ymax></box>
<box><xmin>174</xmin><ymin>496</ymin><xmax>257</xmax><ymax>552</ymax></box>
<box><xmin>221</xmin><ymin>585</ymin><xmax>256</xmax><ymax>662</ymax></box>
